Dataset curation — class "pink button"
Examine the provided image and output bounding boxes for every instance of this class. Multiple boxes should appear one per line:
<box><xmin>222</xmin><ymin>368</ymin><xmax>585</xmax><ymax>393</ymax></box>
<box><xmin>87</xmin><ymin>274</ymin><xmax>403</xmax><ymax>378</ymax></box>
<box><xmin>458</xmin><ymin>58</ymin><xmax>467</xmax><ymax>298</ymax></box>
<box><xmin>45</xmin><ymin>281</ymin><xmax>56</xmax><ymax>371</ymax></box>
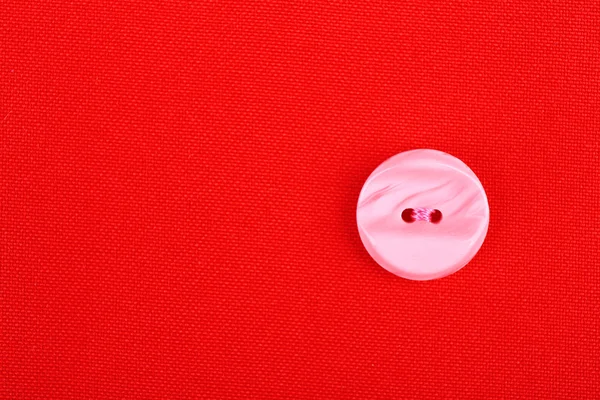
<box><xmin>356</xmin><ymin>149</ymin><xmax>489</xmax><ymax>280</ymax></box>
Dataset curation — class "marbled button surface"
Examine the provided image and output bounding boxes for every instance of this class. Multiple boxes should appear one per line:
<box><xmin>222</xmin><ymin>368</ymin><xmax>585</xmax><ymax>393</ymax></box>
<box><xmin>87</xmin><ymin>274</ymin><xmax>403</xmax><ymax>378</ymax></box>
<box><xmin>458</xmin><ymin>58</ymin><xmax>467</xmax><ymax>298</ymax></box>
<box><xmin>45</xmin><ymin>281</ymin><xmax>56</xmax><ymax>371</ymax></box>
<box><xmin>356</xmin><ymin>149</ymin><xmax>489</xmax><ymax>280</ymax></box>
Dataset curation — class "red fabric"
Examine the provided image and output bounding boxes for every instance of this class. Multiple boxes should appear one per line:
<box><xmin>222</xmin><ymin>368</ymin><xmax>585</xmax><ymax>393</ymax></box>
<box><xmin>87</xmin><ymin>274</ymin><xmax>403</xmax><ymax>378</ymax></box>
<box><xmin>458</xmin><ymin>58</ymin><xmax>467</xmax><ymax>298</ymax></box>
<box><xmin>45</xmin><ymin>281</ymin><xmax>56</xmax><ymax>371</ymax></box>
<box><xmin>2</xmin><ymin>2</ymin><xmax>599</xmax><ymax>398</ymax></box>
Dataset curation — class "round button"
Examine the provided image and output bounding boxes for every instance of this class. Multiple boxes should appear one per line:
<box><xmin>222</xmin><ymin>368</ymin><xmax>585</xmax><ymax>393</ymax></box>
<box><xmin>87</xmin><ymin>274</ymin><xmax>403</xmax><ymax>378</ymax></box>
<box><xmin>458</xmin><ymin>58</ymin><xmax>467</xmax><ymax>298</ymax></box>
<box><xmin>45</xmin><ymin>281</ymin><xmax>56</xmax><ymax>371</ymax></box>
<box><xmin>356</xmin><ymin>149</ymin><xmax>489</xmax><ymax>280</ymax></box>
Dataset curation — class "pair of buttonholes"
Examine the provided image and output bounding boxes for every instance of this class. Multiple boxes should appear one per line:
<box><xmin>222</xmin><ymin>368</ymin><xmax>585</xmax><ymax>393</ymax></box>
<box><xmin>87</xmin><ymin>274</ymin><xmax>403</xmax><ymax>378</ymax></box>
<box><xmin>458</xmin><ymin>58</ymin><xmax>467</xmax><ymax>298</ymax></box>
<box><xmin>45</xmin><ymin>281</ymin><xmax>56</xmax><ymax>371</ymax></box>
<box><xmin>401</xmin><ymin>208</ymin><xmax>442</xmax><ymax>224</ymax></box>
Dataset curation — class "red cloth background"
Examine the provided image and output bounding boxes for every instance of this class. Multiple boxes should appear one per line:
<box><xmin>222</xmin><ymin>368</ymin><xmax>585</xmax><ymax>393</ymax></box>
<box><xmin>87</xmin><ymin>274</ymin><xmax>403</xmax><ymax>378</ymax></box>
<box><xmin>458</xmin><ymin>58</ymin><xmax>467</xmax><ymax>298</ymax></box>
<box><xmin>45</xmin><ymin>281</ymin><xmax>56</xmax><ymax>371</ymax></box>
<box><xmin>2</xmin><ymin>2</ymin><xmax>599</xmax><ymax>398</ymax></box>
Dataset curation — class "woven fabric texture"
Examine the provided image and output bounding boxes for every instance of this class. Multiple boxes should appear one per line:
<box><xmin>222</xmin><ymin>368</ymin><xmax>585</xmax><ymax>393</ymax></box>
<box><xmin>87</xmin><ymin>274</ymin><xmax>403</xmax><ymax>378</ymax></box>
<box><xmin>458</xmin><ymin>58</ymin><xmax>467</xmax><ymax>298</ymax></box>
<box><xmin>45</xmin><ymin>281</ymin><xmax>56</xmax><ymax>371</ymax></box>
<box><xmin>2</xmin><ymin>2</ymin><xmax>599</xmax><ymax>399</ymax></box>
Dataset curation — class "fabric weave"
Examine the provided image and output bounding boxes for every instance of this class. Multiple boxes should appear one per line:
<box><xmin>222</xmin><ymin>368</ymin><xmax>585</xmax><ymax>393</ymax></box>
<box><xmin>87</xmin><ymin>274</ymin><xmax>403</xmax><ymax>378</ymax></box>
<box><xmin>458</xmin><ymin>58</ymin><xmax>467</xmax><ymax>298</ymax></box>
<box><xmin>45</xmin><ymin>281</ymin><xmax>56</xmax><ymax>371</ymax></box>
<box><xmin>2</xmin><ymin>2</ymin><xmax>599</xmax><ymax>398</ymax></box>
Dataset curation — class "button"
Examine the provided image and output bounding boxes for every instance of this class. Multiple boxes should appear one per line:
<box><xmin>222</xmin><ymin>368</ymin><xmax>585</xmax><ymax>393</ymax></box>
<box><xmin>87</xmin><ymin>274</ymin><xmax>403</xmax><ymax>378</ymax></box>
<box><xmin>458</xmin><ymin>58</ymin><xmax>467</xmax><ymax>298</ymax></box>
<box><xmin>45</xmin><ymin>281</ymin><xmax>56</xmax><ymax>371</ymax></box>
<box><xmin>356</xmin><ymin>149</ymin><xmax>489</xmax><ymax>280</ymax></box>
